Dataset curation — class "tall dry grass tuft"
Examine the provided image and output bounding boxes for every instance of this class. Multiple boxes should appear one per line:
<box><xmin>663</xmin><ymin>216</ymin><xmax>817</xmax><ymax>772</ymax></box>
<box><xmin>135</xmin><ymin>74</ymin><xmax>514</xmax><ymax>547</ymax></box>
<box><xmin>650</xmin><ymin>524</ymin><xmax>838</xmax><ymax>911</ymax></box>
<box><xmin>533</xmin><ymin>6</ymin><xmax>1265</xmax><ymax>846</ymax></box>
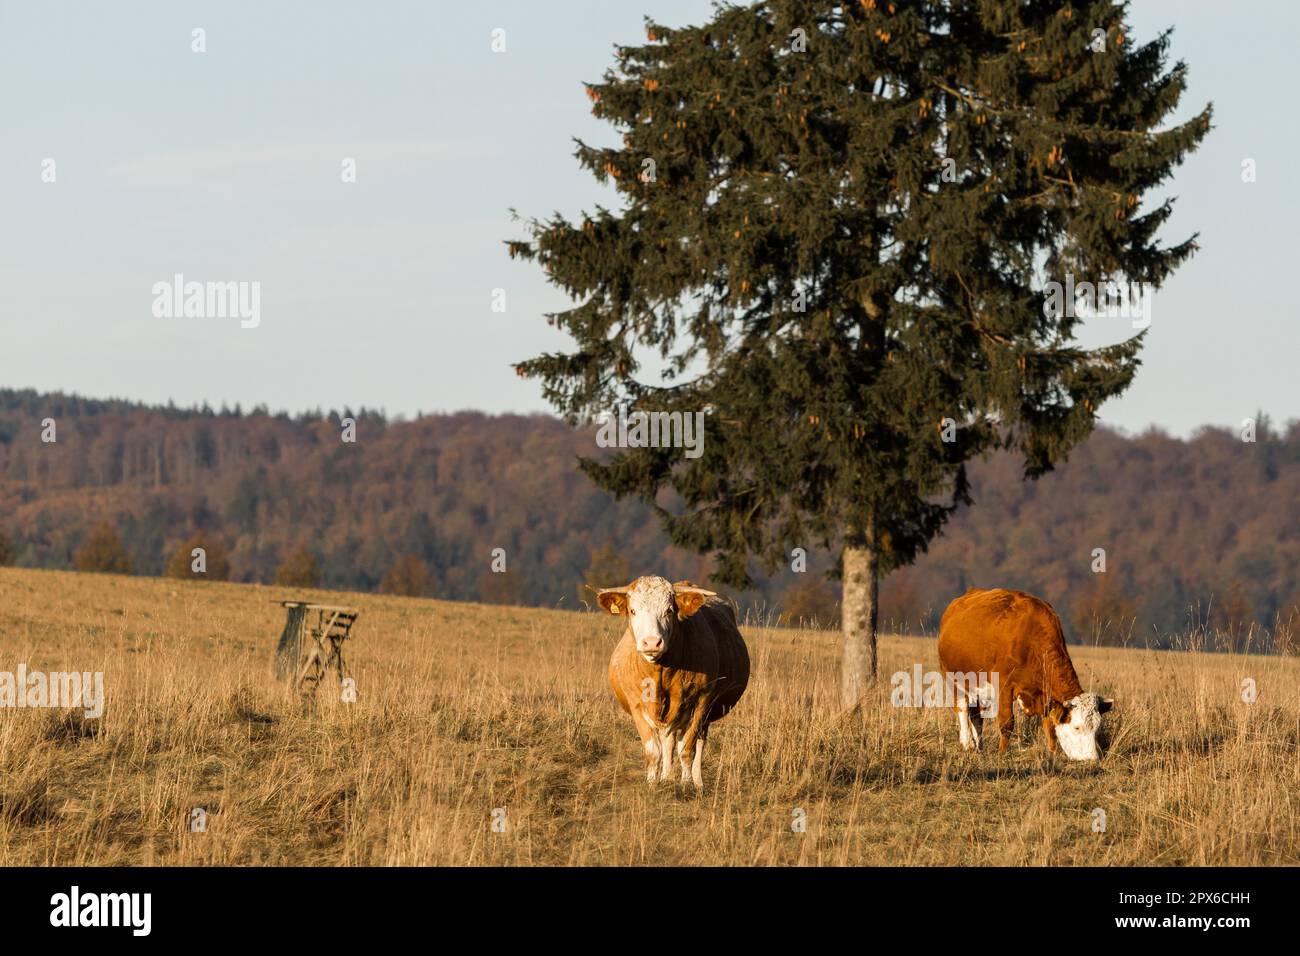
<box><xmin>0</xmin><ymin>568</ymin><xmax>1296</xmax><ymax>865</ymax></box>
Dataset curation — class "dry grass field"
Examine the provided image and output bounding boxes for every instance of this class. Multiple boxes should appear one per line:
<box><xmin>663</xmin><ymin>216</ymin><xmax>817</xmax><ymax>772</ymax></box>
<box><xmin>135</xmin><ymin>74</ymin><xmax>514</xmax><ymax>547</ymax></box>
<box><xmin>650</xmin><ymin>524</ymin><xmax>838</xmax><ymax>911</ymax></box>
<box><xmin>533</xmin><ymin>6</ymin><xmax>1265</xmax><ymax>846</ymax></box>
<box><xmin>0</xmin><ymin>566</ymin><xmax>1296</xmax><ymax>866</ymax></box>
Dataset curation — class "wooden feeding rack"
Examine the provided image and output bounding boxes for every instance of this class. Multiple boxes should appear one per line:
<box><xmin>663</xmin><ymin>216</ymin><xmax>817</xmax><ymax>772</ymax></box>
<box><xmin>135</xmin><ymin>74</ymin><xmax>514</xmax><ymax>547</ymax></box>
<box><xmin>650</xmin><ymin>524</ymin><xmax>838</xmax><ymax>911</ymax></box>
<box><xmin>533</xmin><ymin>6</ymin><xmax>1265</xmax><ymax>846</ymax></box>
<box><xmin>273</xmin><ymin>601</ymin><xmax>359</xmax><ymax>696</ymax></box>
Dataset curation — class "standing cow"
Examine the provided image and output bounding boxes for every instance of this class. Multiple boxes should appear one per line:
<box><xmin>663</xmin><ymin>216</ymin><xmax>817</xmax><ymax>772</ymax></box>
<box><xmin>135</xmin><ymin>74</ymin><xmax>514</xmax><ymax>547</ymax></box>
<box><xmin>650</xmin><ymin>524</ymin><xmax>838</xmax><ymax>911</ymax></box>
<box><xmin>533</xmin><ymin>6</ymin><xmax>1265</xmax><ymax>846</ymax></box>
<box><xmin>938</xmin><ymin>587</ymin><xmax>1113</xmax><ymax>761</ymax></box>
<box><xmin>598</xmin><ymin>576</ymin><xmax>749</xmax><ymax>789</ymax></box>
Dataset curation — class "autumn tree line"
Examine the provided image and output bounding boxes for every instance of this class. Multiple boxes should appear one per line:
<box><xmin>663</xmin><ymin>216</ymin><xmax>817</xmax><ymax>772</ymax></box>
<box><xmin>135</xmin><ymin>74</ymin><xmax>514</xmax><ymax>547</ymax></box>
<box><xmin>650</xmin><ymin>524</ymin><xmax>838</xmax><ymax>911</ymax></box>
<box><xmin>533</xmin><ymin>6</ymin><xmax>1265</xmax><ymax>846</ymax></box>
<box><xmin>0</xmin><ymin>389</ymin><xmax>1294</xmax><ymax>650</ymax></box>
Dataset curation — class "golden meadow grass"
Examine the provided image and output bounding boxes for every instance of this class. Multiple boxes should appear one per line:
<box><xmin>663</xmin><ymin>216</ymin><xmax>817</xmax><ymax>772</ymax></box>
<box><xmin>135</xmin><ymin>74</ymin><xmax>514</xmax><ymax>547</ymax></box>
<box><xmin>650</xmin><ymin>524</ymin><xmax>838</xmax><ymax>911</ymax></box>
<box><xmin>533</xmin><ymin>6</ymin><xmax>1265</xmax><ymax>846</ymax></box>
<box><xmin>0</xmin><ymin>566</ymin><xmax>1296</xmax><ymax>866</ymax></box>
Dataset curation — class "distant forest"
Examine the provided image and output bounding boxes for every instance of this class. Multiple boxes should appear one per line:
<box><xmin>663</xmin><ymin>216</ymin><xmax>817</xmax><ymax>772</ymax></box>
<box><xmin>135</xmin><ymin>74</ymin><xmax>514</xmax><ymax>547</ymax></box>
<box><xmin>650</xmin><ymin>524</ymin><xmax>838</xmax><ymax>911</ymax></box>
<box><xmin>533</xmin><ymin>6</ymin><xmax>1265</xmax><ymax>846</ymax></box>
<box><xmin>0</xmin><ymin>388</ymin><xmax>1295</xmax><ymax>649</ymax></box>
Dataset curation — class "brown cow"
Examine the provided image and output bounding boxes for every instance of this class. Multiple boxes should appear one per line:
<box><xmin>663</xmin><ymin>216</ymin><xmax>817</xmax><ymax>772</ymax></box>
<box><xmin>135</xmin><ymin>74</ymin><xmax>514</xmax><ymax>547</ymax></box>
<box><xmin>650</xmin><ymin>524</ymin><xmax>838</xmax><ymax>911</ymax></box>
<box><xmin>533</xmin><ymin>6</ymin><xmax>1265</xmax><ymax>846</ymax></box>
<box><xmin>937</xmin><ymin>587</ymin><xmax>1113</xmax><ymax>761</ymax></box>
<box><xmin>598</xmin><ymin>576</ymin><xmax>749</xmax><ymax>789</ymax></box>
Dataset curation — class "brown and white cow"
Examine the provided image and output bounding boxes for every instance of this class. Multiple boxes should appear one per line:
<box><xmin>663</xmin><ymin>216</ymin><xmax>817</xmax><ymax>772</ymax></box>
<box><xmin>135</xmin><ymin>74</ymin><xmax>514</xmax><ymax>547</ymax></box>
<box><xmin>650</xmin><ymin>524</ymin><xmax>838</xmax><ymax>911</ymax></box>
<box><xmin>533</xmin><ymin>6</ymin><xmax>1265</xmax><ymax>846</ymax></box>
<box><xmin>937</xmin><ymin>587</ymin><xmax>1113</xmax><ymax>761</ymax></box>
<box><xmin>598</xmin><ymin>576</ymin><xmax>749</xmax><ymax>789</ymax></box>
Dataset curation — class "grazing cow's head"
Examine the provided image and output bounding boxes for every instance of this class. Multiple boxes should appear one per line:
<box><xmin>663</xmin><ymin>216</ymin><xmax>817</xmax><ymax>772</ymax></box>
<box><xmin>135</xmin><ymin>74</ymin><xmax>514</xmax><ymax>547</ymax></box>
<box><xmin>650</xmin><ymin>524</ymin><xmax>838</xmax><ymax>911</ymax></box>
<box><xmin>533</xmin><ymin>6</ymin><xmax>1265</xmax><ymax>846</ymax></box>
<box><xmin>597</xmin><ymin>576</ymin><xmax>715</xmax><ymax>663</ymax></box>
<box><xmin>1054</xmin><ymin>693</ymin><xmax>1114</xmax><ymax>761</ymax></box>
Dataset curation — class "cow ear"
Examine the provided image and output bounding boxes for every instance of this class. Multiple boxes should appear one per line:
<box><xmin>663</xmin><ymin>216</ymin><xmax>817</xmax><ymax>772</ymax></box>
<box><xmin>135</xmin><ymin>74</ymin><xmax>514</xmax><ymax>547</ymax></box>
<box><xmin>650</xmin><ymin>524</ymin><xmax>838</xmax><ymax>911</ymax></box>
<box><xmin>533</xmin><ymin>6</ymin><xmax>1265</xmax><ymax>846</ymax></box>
<box><xmin>597</xmin><ymin>589</ymin><xmax>630</xmax><ymax>616</ymax></box>
<box><xmin>1099</xmin><ymin>698</ymin><xmax>1115</xmax><ymax>714</ymax></box>
<box><xmin>674</xmin><ymin>587</ymin><xmax>715</xmax><ymax>619</ymax></box>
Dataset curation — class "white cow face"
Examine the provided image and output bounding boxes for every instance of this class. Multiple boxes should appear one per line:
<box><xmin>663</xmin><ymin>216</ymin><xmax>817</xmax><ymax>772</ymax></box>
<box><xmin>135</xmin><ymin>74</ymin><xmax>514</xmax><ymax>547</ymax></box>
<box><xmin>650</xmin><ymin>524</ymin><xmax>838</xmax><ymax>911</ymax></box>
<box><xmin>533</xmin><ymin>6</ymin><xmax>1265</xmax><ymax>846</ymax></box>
<box><xmin>1054</xmin><ymin>693</ymin><xmax>1114</xmax><ymax>761</ymax></box>
<box><xmin>597</xmin><ymin>576</ymin><xmax>714</xmax><ymax>663</ymax></box>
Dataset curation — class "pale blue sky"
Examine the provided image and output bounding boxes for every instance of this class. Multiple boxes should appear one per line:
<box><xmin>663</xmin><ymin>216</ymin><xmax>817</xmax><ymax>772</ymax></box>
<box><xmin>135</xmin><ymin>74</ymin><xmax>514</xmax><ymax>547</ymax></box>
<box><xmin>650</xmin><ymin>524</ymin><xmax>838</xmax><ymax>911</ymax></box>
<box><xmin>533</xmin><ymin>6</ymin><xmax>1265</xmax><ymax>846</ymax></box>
<box><xmin>0</xmin><ymin>1</ymin><xmax>1293</xmax><ymax>435</ymax></box>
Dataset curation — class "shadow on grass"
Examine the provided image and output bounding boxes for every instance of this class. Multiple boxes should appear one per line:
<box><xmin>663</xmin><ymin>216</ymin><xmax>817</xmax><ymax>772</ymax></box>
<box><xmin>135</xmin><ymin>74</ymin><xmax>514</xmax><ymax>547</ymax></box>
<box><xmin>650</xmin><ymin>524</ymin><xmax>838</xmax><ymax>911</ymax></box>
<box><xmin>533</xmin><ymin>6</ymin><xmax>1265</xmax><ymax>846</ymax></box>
<box><xmin>42</xmin><ymin>710</ymin><xmax>105</xmax><ymax>743</ymax></box>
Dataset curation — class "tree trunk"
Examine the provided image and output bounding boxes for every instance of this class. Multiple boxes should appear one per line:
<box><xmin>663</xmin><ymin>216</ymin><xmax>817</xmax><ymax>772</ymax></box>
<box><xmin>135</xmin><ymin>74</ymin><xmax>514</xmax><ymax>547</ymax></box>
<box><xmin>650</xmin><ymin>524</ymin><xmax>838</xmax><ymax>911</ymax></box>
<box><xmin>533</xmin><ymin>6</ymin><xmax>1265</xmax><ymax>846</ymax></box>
<box><xmin>841</xmin><ymin>542</ymin><xmax>879</xmax><ymax>710</ymax></box>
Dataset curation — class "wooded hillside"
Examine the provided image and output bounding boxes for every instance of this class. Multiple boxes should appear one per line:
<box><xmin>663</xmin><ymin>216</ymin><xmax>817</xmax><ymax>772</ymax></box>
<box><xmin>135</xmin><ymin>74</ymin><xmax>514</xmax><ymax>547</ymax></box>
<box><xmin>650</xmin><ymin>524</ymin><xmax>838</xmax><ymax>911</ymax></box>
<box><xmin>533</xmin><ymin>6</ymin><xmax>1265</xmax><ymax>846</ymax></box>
<box><xmin>0</xmin><ymin>389</ymin><xmax>1294</xmax><ymax>647</ymax></box>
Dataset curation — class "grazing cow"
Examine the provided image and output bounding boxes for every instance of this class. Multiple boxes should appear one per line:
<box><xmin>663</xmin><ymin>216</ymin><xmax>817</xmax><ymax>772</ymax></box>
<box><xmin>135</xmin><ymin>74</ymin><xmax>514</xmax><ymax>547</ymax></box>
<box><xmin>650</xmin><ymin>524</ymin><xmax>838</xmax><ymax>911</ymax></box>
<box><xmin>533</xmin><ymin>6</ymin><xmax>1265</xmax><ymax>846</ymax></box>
<box><xmin>937</xmin><ymin>587</ymin><xmax>1113</xmax><ymax>761</ymax></box>
<box><xmin>598</xmin><ymin>576</ymin><xmax>749</xmax><ymax>789</ymax></box>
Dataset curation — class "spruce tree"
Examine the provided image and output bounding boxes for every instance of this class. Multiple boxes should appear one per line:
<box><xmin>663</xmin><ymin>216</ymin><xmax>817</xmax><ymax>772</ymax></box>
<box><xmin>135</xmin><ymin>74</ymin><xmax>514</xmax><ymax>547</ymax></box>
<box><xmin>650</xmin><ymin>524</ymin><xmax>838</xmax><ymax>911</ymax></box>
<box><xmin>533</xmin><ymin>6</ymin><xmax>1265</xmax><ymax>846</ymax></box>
<box><xmin>511</xmin><ymin>0</ymin><xmax>1209</xmax><ymax>707</ymax></box>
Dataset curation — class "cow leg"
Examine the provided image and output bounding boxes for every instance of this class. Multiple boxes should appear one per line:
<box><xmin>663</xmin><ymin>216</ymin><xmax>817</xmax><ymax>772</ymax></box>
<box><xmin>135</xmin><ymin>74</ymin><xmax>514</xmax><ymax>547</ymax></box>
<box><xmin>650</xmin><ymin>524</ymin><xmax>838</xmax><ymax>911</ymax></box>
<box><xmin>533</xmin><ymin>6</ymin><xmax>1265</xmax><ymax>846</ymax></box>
<box><xmin>957</xmin><ymin>704</ymin><xmax>981</xmax><ymax>751</ymax></box>
<box><xmin>658</xmin><ymin>728</ymin><xmax>675</xmax><ymax>781</ymax></box>
<box><xmin>678</xmin><ymin>706</ymin><xmax>712</xmax><ymax>789</ymax></box>
<box><xmin>954</xmin><ymin>687</ymin><xmax>981</xmax><ymax>751</ymax></box>
<box><xmin>997</xmin><ymin>688</ymin><xmax>1015</xmax><ymax>754</ymax></box>
<box><xmin>677</xmin><ymin>731</ymin><xmax>704</xmax><ymax>789</ymax></box>
<box><xmin>677</xmin><ymin>729</ymin><xmax>696</xmax><ymax>786</ymax></box>
<box><xmin>631</xmin><ymin>711</ymin><xmax>661</xmax><ymax>783</ymax></box>
<box><xmin>1042</xmin><ymin>715</ymin><xmax>1060</xmax><ymax>753</ymax></box>
<box><xmin>644</xmin><ymin>735</ymin><xmax>663</xmax><ymax>782</ymax></box>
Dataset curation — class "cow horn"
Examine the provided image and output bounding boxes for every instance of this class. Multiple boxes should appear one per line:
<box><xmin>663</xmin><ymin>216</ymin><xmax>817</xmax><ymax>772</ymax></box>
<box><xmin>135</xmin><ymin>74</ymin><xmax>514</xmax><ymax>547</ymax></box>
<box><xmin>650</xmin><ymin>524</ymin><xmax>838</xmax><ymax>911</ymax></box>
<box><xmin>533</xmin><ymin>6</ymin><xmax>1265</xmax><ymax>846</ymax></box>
<box><xmin>673</xmin><ymin>583</ymin><xmax>716</xmax><ymax>596</ymax></box>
